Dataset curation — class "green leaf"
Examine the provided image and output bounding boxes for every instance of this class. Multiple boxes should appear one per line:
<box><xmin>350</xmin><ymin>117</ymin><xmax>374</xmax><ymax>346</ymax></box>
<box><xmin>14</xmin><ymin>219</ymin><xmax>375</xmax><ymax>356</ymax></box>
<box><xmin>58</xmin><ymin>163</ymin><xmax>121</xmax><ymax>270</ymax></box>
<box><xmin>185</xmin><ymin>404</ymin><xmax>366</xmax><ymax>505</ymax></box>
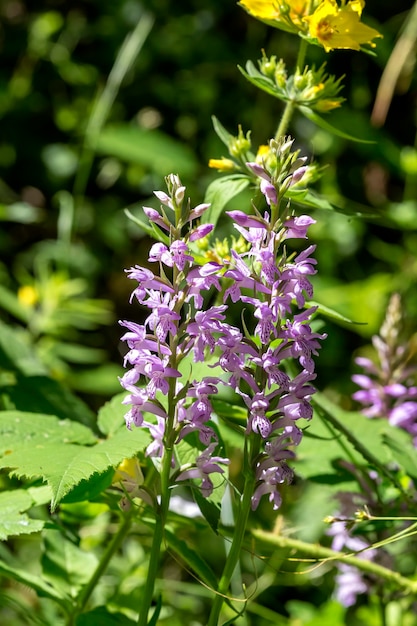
<box><xmin>211</xmin><ymin>115</ymin><xmax>235</xmax><ymax>147</ymax></box>
<box><xmin>286</xmin><ymin>189</ymin><xmax>335</xmax><ymax>211</ymax></box>
<box><xmin>297</xmin><ymin>393</ymin><xmax>408</xmax><ymax>502</ymax></box>
<box><xmin>124</xmin><ymin>208</ymin><xmax>170</xmax><ymax>245</ymax></box>
<box><xmin>76</xmin><ymin>607</ymin><xmax>136</xmax><ymax>626</ymax></box>
<box><xmin>93</xmin><ymin>124</ymin><xmax>198</xmax><ymax>178</ymax></box>
<box><xmin>0</xmin><ymin>489</ymin><xmax>45</xmax><ymax>540</ymax></box>
<box><xmin>60</xmin><ymin>467</ymin><xmax>115</xmax><ymax>504</ymax></box>
<box><xmin>203</xmin><ymin>175</ymin><xmax>250</xmax><ymax>229</ymax></box>
<box><xmin>0</xmin><ymin>285</ymin><xmax>31</xmax><ymax>324</ymax></box>
<box><xmin>165</xmin><ymin>524</ymin><xmax>218</xmax><ymax>590</ymax></box>
<box><xmin>299</xmin><ymin>106</ymin><xmax>376</xmax><ymax>143</ymax></box>
<box><xmin>0</xmin><ymin>559</ymin><xmax>69</xmax><ymax>605</ymax></box>
<box><xmin>0</xmin><ymin>411</ymin><xmax>97</xmax><ymax>455</ymax></box>
<box><xmin>306</xmin><ymin>300</ymin><xmax>367</xmax><ymax>326</ymax></box>
<box><xmin>41</xmin><ymin>529</ymin><xmax>98</xmax><ymax>597</ymax></box>
<box><xmin>382</xmin><ymin>429</ymin><xmax>417</xmax><ymax>483</ymax></box>
<box><xmin>0</xmin><ymin>421</ymin><xmax>149</xmax><ymax>509</ymax></box>
<box><xmin>97</xmin><ymin>393</ymin><xmax>127</xmax><ymax>437</ymax></box>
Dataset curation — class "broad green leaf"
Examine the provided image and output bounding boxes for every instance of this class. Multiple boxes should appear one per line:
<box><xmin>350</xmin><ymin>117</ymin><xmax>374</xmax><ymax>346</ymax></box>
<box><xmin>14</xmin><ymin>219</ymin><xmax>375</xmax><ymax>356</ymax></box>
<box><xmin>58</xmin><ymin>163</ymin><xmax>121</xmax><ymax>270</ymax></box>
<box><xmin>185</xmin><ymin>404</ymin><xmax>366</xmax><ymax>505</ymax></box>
<box><xmin>41</xmin><ymin>529</ymin><xmax>98</xmax><ymax>597</ymax></box>
<box><xmin>203</xmin><ymin>175</ymin><xmax>250</xmax><ymax>229</ymax></box>
<box><xmin>0</xmin><ymin>411</ymin><xmax>97</xmax><ymax>455</ymax></box>
<box><xmin>76</xmin><ymin>607</ymin><xmax>136</xmax><ymax>625</ymax></box>
<box><xmin>299</xmin><ymin>106</ymin><xmax>375</xmax><ymax>144</ymax></box>
<box><xmin>0</xmin><ymin>489</ymin><xmax>45</xmax><ymax>540</ymax></box>
<box><xmin>0</xmin><ymin>424</ymin><xmax>149</xmax><ymax>508</ymax></box>
<box><xmin>97</xmin><ymin>392</ymin><xmax>127</xmax><ymax>437</ymax></box>
<box><xmin>94</xmin><ymin>124</ymin><xmax>198</xmax><ymax>178</ymax></box>
<box><xmin>60</xmin><ymin>467</ymin><xmax>114</xmax><ymax>504</ymax></box>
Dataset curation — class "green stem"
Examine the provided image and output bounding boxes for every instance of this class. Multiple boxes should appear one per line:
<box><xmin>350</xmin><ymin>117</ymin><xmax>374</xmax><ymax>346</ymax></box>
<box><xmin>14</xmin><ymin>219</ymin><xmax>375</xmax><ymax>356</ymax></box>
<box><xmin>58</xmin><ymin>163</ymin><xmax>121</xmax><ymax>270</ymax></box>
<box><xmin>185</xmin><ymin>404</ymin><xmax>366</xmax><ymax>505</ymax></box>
<box><xmin>251</xmin><ymin>528</ymin><xmax>417</xmax><ymax>594</ymax></box>
<box><xmin>69</xmin><ymin>510</ymin><xmax>133</xmax><ymax>624</ymax></box>
<box><xmin>137</xmin><ymin>445</ymin><xmax>173</xmax><ymax>626</ymax></box>
<box><xmin>274</xmin><ymin>38</ymin><xmax>308</xmax><ymax>140</ymax></box>
<box><xmin>207</xmin><ymin>437</ymin><xmax>258</xmax><ymax>626</ymax></box>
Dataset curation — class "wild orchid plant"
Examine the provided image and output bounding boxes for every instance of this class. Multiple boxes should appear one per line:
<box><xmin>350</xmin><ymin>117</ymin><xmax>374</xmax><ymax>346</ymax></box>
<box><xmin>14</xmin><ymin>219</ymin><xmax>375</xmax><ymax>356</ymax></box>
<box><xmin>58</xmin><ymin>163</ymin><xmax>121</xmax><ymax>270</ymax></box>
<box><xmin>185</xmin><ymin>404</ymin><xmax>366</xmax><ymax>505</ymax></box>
<box><xmin>117</xmin><ymin>1</ymin><xmax>387</xmax><ymax>624</ymax></box>
<box><xmin>3</xmin><ymin>2</ymin><xmax>417</xmax><ymax>626</ymax></box>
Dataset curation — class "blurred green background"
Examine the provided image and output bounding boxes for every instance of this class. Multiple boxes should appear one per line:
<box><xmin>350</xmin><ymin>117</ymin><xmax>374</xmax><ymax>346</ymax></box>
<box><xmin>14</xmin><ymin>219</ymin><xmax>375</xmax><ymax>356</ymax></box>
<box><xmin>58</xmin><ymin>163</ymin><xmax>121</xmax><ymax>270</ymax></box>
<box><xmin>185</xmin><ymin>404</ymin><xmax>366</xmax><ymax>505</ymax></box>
<box><xmin>0</xmin><ymin>0</ymin><xmax>416</xmax><ymax>407</ymax></box>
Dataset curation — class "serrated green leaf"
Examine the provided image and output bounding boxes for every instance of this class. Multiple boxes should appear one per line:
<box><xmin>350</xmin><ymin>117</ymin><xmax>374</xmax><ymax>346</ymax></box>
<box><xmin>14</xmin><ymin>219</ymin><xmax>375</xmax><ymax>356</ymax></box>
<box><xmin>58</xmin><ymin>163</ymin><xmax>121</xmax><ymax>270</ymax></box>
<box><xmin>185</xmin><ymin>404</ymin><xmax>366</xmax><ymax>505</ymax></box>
<box><xmin>41</xmin><ymin>529</ymin><xmax>98</xmax><ymax>597</ymax></box>
<box><xmin>203</xmin><ymin>175</ymin><xmax>250</xmax><ymax>229</ymax></box>
<box><xmin>0</xmin><ymin>411</ymin><xmax>97</xmax><ymax>455</ymax></box>
<box><xmin>0</xmin><ymin>489</ymin><xmax>45</xmax><ymax>540</ymax></box>
<box><xmin>97</xmin><ymin>393</ymin><xmax>127</xmax><ymax>437</ymax></box>
<box><xmin>94</xmin><ymin>124</ymin><xmax>198</xmax><ymax>178</ymax></box>
<box><xmin>299</xmin><ymin>106</ymin><xmax>375</xmax><ymax>143</ymax></box>
<box><xmin>0</xmin><ymin>425</ymin><xmax>149</xmax><ymax>508</ymax></box>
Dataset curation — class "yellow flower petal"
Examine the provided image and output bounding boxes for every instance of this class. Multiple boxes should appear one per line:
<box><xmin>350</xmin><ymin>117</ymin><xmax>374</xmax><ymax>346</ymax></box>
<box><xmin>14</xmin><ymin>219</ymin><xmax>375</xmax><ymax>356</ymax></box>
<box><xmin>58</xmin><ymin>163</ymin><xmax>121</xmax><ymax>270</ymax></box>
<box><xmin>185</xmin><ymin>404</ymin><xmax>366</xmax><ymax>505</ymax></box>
<box><xmin>304</xmin><ymin>0</ymin><xmax>382</xmax><ymax>52</ymax></box>
<box><xmin>208</xmin><ymin>158</ymin><xmax>236</xmax><ymax>171</ymax></box>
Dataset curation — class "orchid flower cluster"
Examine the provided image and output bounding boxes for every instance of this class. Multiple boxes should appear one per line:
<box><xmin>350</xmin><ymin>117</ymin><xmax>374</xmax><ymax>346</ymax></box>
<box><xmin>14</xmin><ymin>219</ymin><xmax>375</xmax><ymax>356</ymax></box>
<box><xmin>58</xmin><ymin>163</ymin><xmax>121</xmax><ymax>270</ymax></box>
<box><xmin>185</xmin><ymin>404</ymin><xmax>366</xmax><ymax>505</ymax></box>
<box><xmin>352</xmin><ymin>293</ymin><xmax>417</xmax><ymax>446</ymax></box>
<box><xmin>119</xmin><ymin>137</ymin><xmax>325</xmax><ymax>512</ymax></box>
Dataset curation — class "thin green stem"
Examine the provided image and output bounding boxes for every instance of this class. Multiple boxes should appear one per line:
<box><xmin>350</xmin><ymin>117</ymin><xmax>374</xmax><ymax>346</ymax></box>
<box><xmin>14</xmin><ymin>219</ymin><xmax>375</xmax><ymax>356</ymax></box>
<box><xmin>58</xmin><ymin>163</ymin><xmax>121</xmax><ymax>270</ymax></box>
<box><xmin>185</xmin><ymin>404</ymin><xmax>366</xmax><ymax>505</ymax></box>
<box><xmin>207</xmin><ymin>436</ymin><xmax>259</xmax><ymax>626</ymax></box>
<box><xmin>69</xmin><ymin>509</ymin><xmax>133</xmax><ymax>624</ymax></box>
<box><xmin>274</xmin><ymin>38</ymin><xmax>308</xmax><ymax>140</ymax></box>
<box><xmin>137</xmin><ymin>445</ymin><xmax>173</xmax><ymax>626</ymax></box>
<box><xmin>251</xmin><ymin>528</ymin><xmax>417</xmax><ymax>595</ymax></box>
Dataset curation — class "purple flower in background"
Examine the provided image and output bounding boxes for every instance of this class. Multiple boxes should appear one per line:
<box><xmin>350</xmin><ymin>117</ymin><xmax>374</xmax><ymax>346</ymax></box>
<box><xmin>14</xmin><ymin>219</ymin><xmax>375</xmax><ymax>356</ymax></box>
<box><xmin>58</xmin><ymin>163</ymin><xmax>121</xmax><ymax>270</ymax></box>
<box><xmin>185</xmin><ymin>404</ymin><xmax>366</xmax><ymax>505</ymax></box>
<box><xmin>328</xmin><ymin>520</ymin><xmax>376</xmax><ymax>607</ymax></box>
<box><xmin>352</xmin><ymin>293</ymin><xmax>417</xmax><ymax>446</ymax></box>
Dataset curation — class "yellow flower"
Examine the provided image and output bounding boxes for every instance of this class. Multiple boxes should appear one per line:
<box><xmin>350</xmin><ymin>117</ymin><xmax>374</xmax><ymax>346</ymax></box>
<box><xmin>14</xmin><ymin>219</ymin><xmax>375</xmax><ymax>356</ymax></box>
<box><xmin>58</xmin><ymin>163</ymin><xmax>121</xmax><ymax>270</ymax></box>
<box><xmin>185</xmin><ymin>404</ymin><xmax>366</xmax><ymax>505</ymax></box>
<box><xmin>208</xmin><ymin>157</ymin><xmax>236</xmax><ymax>171</ymax></box>
<box><xmin>304</xmin><ymin>0</ymin><xmax>382</xmax><ymax>52</ymax></box>
<box><xmin>18</xmin><ymin>285</ymin><xmax>39</xmax><ymax>307</ymax></box>
<box><xmin>239</xmin><ymin>0</ymin><xmax>310</xmax><ymax>32</ymax></box>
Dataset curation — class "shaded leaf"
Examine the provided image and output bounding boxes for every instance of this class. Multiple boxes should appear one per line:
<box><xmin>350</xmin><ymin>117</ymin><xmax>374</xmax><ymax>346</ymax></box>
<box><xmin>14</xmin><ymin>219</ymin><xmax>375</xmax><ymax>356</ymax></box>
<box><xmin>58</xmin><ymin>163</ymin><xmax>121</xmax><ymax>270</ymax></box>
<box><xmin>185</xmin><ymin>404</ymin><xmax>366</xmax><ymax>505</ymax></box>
<box><xmin>76</xmin><ymin>607</ymin><xmax>136</xmax><ymax>626</ymax></box>
<box><xmin>42</xmin><ymin>529</ymin><xmax>98</xmax><ymax>597</ymax></box>
<box><xmin>203</xmin><ymin>175</ymin><xmax>250</xmax><ymax>229</ymax></box>
<box><xmin>94</xmin><ymin>124</ymin><xmax>198</xmax><ymax>178</ymax></box>
<box><xmin>299</xmin><ymin>106</ymin><xmax>375</xmax><ymax>143</ymax></box>
<box><xmin>165</xmin><ymin>525</ymin><xmax>219</xmax><ymax>590</ymax></box>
